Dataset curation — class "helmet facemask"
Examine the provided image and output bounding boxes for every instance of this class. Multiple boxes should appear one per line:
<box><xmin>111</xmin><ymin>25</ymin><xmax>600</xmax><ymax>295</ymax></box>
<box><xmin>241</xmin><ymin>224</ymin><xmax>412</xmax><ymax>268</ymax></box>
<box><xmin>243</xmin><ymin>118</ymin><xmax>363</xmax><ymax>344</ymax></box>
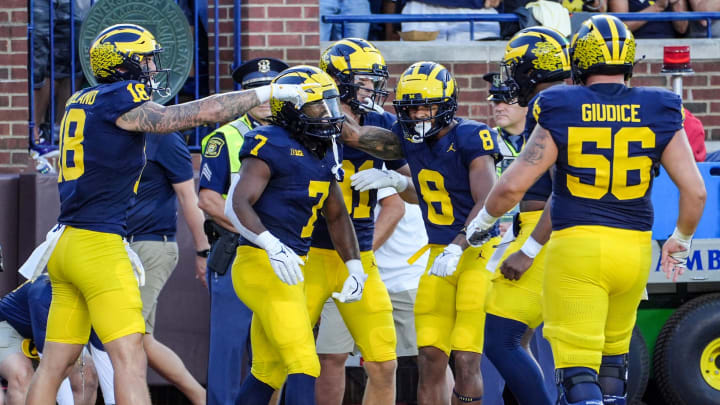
<box><xmin>394</xmin><ymin>97</ymin><xmax>457</xmax><ymax>143</ymax></box>
<box><xmin>338</xmin><ymin>65</ymin><xmax>389</xmax><ymax>115</ymax></box>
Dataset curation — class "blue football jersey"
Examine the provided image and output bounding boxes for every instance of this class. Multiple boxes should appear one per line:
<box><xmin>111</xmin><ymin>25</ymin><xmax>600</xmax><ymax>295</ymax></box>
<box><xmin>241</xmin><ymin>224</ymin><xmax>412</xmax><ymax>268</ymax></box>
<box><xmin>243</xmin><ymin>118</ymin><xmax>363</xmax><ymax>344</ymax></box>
<box><xmin>238</xmin><ymin>126</ymin><xmax>339</xmax><ymax>255</ymax></box>
<box><xmin>57</xmin><ymin>80</ymin><xmax>151</xmax><ymax>236</ymax></box>
<box><xmin>311</xmin><ymin>111</ymin><xmax>406</xmax><ymax>252</ymax></box>
<box><xmin>395</xmin><ymin>118</ymin><xmax>501</xmax><ymax>245</ymax></box>
<box><xmin>0</xmin><ymin>280</ymin><xmax>34</xmax><ymax>338</ymax></box>
<box><xmin>536</xmin><ymin>83</ymin><xmax>683</xmax><ymax>231</ymax></box>
<box><xmin>522</xmin><ymin>94</ymin><xmax>553</xmax><ymax>202</ymax></box>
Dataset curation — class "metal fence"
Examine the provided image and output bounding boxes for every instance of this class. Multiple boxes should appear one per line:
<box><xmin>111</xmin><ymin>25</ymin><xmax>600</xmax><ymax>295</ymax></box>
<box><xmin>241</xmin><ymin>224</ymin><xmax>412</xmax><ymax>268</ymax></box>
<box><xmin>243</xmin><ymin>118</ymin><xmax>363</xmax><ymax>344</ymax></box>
<box><xmin>26</xmin><ymin>6</ymin><xmax>720</xmax><ymax>155</ymax></box>
<box><xmin>26</xmin><ymin>0</ymin><xmax>244</xmax><ymax>154</ymax></box>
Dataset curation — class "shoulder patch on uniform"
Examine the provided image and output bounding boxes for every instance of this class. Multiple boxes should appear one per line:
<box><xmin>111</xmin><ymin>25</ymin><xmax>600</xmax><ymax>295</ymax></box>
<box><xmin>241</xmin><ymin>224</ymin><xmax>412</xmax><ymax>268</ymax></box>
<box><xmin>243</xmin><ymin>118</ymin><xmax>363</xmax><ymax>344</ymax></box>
<box><xmin>205</xmin><ymin>137</ymin><xmax>225</xmax><ymax>158</ymax></box>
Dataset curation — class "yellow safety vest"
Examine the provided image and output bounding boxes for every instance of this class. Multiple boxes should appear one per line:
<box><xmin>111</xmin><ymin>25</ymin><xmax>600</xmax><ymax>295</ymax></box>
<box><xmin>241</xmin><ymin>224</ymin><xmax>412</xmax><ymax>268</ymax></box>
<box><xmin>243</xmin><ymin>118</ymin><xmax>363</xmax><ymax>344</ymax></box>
<box><xmin>201</xmin><ymin>114</ymin><xmax>256</xmax><ymax>198</ymax></box>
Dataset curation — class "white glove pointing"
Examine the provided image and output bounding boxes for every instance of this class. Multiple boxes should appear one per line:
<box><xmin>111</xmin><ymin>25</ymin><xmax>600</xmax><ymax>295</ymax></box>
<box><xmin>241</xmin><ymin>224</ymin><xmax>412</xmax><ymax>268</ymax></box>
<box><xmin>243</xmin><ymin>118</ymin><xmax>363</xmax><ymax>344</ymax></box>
<box><xmin>255</xmin><ymin>84</ymin><xmax>317</xmax><ymax>108</ymax></box>
<box><xmin>258</xmin><ymin>232</ymin><xmax>305</xmax><ymax>285</ymax></box>
<box><xmin>332</xmin><ymin>259</ymin><xmax>368</xmax><ymax>303</ymax></box>
<box><xmin>351</xmin><ymin>168</ymin><xmax>408</xmax><ymax>192</ymax></box>
<box><xmin>429</xmin><ymin>243</ymin><xmax>463</xmax><ymax>277</ymax></box>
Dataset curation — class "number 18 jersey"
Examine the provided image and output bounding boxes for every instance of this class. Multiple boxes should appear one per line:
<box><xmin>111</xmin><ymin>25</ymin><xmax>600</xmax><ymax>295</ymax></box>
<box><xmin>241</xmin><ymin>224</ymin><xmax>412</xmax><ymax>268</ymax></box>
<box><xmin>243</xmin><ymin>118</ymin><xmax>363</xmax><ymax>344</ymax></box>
<box><xmin>57</xmin><ymin>81</ymin><xmax>150</xmax><ymax>236</ymax></box>
<box><xmin>535</xmin><ymin>83</ymin><xmax>684</xmax><ymax>232</ymax></box>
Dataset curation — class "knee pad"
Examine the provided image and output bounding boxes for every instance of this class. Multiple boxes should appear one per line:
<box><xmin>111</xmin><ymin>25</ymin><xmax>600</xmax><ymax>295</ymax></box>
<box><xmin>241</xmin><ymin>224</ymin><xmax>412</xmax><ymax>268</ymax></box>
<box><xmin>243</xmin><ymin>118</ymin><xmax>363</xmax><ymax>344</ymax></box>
<box><xmin>555</xmin><ymin>368</ymin><xmax>603</xmax><ymax>405</ymax></box>
<box><xmin>599</xmin><ymin>354</ymin><xmax>628</xmax><ymax>404</ymax></box>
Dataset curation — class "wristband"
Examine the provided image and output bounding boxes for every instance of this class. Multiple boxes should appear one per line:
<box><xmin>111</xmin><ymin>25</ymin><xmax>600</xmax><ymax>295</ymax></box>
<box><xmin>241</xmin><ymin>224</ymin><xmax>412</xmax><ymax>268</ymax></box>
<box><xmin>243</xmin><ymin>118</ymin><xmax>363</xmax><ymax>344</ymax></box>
<box><xmin>671</xmin><ymin>227</ymin><xmax>693</xmax><ymax>244</ymax></box>
<box><xmin>520</xmin><ymin>236</ymin><xmax>543</xmax><ymax>259</ymax></box>
<box><xmin>196</xmin><ymin>249</ymin><xmax>210</xmax><ymax>258</ymax></box>
<box><xmin>345</xmin><ymin>259</ymin><xmax>364</xmax><ymax>276</ymax></box>
<box><xmin>476</xmin><ymin>207</ymin><xmax>500</xmax><ymax>229</ymax></box>
<box><xmin>254</xmin><ymin>85</ymin><xmax>271</xmax><ymax>104</ymax></box>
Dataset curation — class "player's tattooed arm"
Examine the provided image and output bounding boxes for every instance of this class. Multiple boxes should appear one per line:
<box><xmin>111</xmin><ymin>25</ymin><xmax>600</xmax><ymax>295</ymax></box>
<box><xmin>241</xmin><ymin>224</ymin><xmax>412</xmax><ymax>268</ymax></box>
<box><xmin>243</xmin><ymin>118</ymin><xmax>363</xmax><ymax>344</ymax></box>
<box><xmin>519</xmin><ymin>125</ymin><xmax>550</xmax><ymax>166</ymax></box>
<box><xmin>116</xmin><ymin>90</ymin><xmax>261</xmax><ymax>133</ymax></box>
<box><xmin>340</xmin><ymin>114</ymin><xmax>404</xmax><ymax>160</ymax></box>
<box><xmin>483</xmin><ymin>125</ymin><xmax>558</xmax><ymax>218</ymax></box>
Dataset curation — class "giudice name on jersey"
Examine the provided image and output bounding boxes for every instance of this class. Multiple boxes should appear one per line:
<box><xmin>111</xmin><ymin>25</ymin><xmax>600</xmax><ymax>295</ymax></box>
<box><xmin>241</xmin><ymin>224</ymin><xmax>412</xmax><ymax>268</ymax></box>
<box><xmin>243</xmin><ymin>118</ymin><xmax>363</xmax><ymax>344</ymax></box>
<box><xmin>581</xmin><ymin>103</ymin><xmax>641</xmax><ymax>123</ymax></box>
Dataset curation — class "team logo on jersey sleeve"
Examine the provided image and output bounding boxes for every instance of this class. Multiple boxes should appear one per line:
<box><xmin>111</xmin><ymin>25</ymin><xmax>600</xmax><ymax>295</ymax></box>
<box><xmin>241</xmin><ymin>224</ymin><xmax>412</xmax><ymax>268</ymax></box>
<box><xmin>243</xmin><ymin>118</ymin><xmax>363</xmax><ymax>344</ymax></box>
<box><xmin>204</xmin><ymin>138</ymin><xmax>225</xmax><ymax>158</ymax></box>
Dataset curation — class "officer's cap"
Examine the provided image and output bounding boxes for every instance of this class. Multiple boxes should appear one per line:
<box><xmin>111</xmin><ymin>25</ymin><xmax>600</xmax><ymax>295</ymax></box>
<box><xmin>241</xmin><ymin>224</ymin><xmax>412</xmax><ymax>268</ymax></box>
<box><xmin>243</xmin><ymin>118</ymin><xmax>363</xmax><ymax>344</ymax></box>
<box><xmin>232</xmin><ymin>58</ymin><xmax>290</xmax><ymax>89</ymax></box>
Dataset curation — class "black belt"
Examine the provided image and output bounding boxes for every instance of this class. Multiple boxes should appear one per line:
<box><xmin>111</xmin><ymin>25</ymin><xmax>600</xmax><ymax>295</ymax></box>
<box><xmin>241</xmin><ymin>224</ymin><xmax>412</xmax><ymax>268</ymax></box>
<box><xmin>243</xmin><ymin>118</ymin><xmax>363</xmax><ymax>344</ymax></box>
<box><xmin>127</xmin><ymin>234</ymin><xmax>176</xmax><ymax>242</ymax></box>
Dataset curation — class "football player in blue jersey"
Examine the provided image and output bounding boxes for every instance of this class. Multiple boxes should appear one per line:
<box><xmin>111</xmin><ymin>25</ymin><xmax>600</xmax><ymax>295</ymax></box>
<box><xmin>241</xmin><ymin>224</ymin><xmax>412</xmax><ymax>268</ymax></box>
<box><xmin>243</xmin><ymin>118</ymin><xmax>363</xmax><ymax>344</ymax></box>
<box><xmin>198</xmin><ymin>57</ymin><xmax>289</xmax><ymax>405</ymax></box>
<box><xmin>481</xmin><ymin>27</ymin><xmax>572</xmax><ymax>405</ymax></box>
<box><xmin>224</xmin><ymin>66</ymin><xmax>366</xmax><ymax>405</ymax></box>
<box><xmin>340</xmin><ymin>61</ymin><xmax>501</xmax><ymax>405</ymax></box>
<box><xmin>310</xmin><ymin>38</ymin><xmax>409</xmax><ymax>405</ymax></box>
<box><xmin>0</xmin><ymin>275</ymin><xmax>100</xmax><ymax>405</ymax></box>
<box><xmin>467</xmin><ymin>15</ymin><xmax>706</xmax><ymax>405</ymax></box>
<box><xmin>27</xmin><ymin>23</ymin><xmax>311</xmax><ymax>405</ymax></box>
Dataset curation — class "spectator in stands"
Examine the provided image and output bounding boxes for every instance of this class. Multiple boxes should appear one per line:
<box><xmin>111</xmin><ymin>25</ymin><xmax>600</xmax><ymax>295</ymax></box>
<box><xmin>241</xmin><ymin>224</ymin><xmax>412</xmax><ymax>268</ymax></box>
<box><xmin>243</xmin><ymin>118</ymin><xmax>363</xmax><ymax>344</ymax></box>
<box><xmin>320</xmin><ymin>0</ymin><xmax>372</xmax><ymax>40</ymax></box>
<box><xmin>687</xmin><ymin>0</ymin><xmax>720</xmax><ymax>38</ymax></box>
<box><xmin>607</xmin><ymin>0</ymin><xmax>689</xmax><ymax>38</ymax></box>
<box><xmin>562</xmin><ymin>0</ymin><xmax>607</xmax><ymax>12</ymax></box>
<box><xmin>125</xmin><ymin>127</ymin><xmax>209</xmax><ymax>405</ymax></box>
<box><xmin>32</xmin><ymin>0</ymin><xmax>91</xmax><ymax>144</ymax></box>
<box><xmin>401</xmin><ymin>0</ymin><xmax>502</xmax><ymax>41</ymax></box>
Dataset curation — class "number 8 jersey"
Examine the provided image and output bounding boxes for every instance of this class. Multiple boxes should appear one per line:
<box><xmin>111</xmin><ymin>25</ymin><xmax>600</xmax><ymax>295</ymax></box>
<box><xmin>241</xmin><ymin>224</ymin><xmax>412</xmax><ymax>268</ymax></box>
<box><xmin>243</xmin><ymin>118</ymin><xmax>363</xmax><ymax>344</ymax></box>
<box><xmin>57</xmin><ymin>80</ymin><xmax>150</xmax><ymax>236</ymax></box>
<box><xmin>394</xmin><ymin>118</ymin><xmax>501</xmax><ymax>245</ymax></box>
<box><xmin>535</xmin><ymin>83</ymin><xmax>684</xmax><ymax>232</ymax></box>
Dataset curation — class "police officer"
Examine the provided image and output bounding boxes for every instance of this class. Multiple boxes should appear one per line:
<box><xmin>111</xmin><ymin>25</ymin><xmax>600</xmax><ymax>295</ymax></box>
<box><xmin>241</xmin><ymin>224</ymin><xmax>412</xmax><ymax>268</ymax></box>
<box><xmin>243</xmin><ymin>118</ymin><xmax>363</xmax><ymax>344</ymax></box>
<box><xmin>198</xmin><ymin>57</ymin><xmax>289</xmax><ymax>405</ymax></box>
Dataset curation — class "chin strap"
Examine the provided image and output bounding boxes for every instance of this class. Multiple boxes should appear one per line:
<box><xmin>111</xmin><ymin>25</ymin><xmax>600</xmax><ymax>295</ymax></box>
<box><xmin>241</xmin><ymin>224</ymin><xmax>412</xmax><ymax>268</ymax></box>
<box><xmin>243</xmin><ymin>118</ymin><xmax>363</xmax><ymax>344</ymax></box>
<box><xmin>330</xmin><ymin>137</ymin><xmax>344</xmax><ymax>181</ymax></box>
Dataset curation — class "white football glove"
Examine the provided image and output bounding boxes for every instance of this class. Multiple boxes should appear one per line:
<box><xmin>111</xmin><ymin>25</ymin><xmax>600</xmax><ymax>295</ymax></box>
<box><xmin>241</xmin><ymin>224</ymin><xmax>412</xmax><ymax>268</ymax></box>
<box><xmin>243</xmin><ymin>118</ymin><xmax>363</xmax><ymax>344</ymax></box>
<box><xmin>255</xmin><ymin>84</ymin><xmax>313</xmax><ymax>108</ymax></box>
<box><xmin>257</xmin><ymin>232</ymin><xmax>305</xmax><ymax>285</ymax></box>
<box><xmin>359</xmin><ymin>97</ymin><xmax>385</xmax><ymax>114</ymax></box>
<box><xmin>428</xmin><ymin>244</ymin><xmax>463</xmax><ymax>277</ymax></box>
<box><xmin>466</xmin><ymin>207</ymin><xmax>499</xmax><ymax>247</ymax></box>
<box><xmin>332</xmin><ymin>259</ymin><xmax>368</xmax><ymax>303</ymax></box>
<box><xmin>351</xmin><ymin>168</ymin><xmax>409</xmax><ymax>192</ymax></box>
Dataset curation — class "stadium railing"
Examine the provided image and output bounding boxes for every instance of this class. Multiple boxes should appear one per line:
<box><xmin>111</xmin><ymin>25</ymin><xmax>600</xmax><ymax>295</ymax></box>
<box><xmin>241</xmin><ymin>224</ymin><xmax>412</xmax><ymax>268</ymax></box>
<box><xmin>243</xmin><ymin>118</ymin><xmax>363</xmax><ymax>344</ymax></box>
<box><xmin>322</xmin><ymin>12</ymin><xmax>720</xmax><ymax>41</ymax></box>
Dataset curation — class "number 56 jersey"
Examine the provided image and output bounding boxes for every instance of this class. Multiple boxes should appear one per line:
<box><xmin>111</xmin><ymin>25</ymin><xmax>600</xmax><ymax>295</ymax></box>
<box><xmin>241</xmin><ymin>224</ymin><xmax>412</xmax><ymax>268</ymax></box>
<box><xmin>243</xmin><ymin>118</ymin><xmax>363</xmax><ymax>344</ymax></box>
<box><xmin>535</xmin><ymin>83</ymin><xmax>684</xmax><ymax>232</ymax></box>
<box><xmin>57</xmin><ymin>81</ymin><xmax>150</xmax><ymax>236</ymax></box>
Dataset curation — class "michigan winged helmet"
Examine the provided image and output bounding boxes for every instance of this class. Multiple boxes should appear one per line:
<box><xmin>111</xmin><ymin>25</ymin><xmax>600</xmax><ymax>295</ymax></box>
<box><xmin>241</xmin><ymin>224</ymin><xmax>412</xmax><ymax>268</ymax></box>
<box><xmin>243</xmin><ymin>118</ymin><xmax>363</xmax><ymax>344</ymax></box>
<box><xmin>393</xmin><ymin>61</ymin><xmax>458</xmax><ymax>143</ymax></box>
<box><xmin>570</xmin><ymin>14</ymin><xmax>636</xmax><ymax>84</ymax></box>
<box><xmin>89</xmin><ymin>24</ymin><xmax>170</xmax><ymax>96</ymax></box>
<box><xmin>500</xmin><ymin>26</ymin><xmax>571</xmax><ymax>107</ymax></box>
<box><xmin>319</xmin><ymin>38</ymin><xmax>390</xmax><ymax>114</ymax></box>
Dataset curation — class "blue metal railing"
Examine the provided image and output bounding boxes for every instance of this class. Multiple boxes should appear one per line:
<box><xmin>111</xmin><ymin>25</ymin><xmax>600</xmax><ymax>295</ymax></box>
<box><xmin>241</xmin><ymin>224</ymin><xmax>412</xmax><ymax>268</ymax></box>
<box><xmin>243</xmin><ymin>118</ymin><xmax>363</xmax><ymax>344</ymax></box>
<box><xmin>26</xmin><ymin>0</ymin><xmax>245</xmax><ymax>155</ymax></box>
<box><xmin>322</xmin><ymin>12</ymin><xmax>720</xmax><ymax>40</ymax></box>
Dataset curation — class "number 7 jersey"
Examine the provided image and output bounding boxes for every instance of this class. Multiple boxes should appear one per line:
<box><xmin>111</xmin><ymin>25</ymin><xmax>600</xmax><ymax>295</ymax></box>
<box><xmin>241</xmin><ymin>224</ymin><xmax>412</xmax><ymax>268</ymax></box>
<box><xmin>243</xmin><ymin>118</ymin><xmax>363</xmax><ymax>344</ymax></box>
<box><xmin>535</xmin><ymin>83</ymin><xmax>684</xmax><ymax>232</ymax></box>
<box><xmin>57</xmin><ymin>80</ymin><xmax>151</xmax><ymax>235</ymax></box>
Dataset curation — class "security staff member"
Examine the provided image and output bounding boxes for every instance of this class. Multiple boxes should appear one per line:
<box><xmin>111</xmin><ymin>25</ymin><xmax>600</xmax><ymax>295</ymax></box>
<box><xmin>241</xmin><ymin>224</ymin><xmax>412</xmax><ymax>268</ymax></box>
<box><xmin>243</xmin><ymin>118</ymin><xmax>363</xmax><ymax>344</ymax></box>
<box><xmin>198</xmin><ymin>57</ymin><xmax>289</xmax><ymax>405</ymax></box>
